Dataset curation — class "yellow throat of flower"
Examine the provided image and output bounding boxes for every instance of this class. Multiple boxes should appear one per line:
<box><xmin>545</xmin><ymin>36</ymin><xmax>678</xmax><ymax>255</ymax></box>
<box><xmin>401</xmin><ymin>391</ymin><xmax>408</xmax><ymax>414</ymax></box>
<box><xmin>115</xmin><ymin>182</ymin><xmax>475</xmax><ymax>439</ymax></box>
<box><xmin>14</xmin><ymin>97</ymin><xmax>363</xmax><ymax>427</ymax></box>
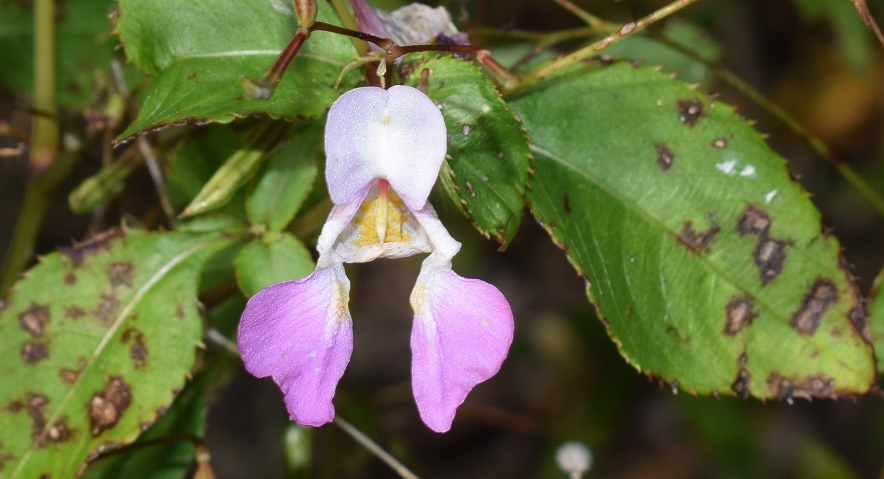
<box><xmin>352</xmin><ymin>181</ymin><xmax>412</xmax><ymax>246</ymax></box>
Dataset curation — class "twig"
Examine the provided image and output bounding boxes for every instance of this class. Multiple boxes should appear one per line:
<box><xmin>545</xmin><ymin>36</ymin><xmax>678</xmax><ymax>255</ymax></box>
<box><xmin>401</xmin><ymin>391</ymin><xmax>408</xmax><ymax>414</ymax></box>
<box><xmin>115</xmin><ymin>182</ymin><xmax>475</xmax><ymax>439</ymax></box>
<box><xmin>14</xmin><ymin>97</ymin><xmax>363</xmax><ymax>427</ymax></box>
<box><xmin>511</xmin><ymin>0</ymin><xmax>701</xmax><ymax>94</ymax></box>
<box><xmin>333</xmin><ymin>416</ymin><xmax>420</xmax><ymax>479</ymax></box>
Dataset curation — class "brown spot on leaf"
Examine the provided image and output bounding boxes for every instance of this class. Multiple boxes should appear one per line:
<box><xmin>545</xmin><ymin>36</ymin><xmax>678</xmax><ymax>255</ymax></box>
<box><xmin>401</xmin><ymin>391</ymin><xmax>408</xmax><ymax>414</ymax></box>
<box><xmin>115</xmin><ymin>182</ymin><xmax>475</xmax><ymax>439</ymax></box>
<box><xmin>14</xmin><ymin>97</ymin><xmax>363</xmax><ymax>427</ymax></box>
<box><xmin>19</xmin><ymin>303</ymin><xmax>51</xmax><ymax>337</ymax></box>
<box><xmin>59</xmin><ymin>357</ymin><xmax>87</xmax><ymax>385</ymax></box>
<box><xmin>767</xmin><ymin>372</ymin><xmax>835</xmax><ymax>400</ymax></box>
<box><xmin>737</xmin><ymin>205</ymin><xmax>788</xmax><ymax>285</ymax></box>
<box><xmin>665</xmin><ymin>326</ymin><xmax>690</xmax><ymax>344</ymax></box>
<box><xmin>737</xmin><ymin>206</ymin><xmax>771</xmax><ymax>236</ymax></box>
<box><xmin>677</xmin><ymin>220</ymin><xmax>719</xmax><ymax>253</ymax></box>
<box><xmin>677</xmin><ymin>99</ymin><xmax>704</xmax><ymax>127</ymax></box>
<box><xmin>848</xmin><ymin>306</ymin><xmax>870</xmax><ymax>341</ymax></box>
<box><xmin>35</xmin><ymin>417</ymin><xmax>74</xmax><ymax>447</ymax></box>
<box><xmin>108</xmin><ymin>262</ymin><xmax>134</xmax><ymax>288</ymax></box>
<box><xmin>58</xmin><ymin>229</ymin><xmax>124</xmax><ymax>267</ymax></box>
<box><xmin>17</xmin><ymin>393</ymin><xmax>59</xmax><ymax>446</ymax></box>
<box><xmin>791</xmin><ymin>279</ymin><xmax>838</xmax><ymax>335</ymax></box>
<box><xmin>21</xmin><ymin>341</ymin><xmax>49</xmax><ymax>364</ymax></box>
<box><xmin>754</xmin><ymin>238</ymin><xmax>787</xmax><ymax>285</ymax></box>
<box><xmin>731</xmin><ymin>369</ymin><xmax>750</xmax><ymax>398</ymax></box>
<box><xmin>94</xmin><ymin>294</ymin><xmax>120</xmax><ymax>325</ymax></box>
<box><xmin>89</xmin><ymin>376</ymin><xmax>132</xmax><ymax>436</ymax></box>
<box><xmin>64</xmin><ymin>272</ymin><xmax>77</xmax><ymax>285</ymax></box>
<box><xmin>713</xmin><ymin>138</ymin><xmax>727</xmax><ymax>149</ymax></box>
<box><xmin>655</xmin><ymin>144</ymin><xmax>674</xmax><ymax>170</ymax></box>
<box><xmin>175</xmin><ymin>303</ymin><xmax>186</xmax><ymax>320</ymax></box>
<box><xmin>65</xmin><ymin>305</ymin><xmax>86</xmax><ymax>320</ymax></box>
<box><xmin>724</xmin><ymin>296</ymin><xmax>756</xmax><ymax>335</ymax></box>
<box><xmin>121</xmin><ymin>328</ymin><xmax>148</xmax><ymax>369</ymax></box>
<box><xmin>562</xmin><ymin>194</ymin><xmax>571</xmax><ymax>214</ymax></box>
<box><xmin>59</xmin><ymin>369</ymin><xmax>78</xmax><ymax>384</ymax></box>
<box><xmin>0</xmin><ymin>442</ymin><xmax>14</xmax><ymax>471</ymax></box>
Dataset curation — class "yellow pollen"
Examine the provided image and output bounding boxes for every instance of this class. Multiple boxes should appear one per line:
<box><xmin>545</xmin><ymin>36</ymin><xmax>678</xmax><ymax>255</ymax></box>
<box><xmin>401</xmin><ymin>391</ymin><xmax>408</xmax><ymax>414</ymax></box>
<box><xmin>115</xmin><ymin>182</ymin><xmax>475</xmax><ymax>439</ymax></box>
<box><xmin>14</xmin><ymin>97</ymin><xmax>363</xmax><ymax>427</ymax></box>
<box><xmin>376</xmin><ymin>181</ymin><xmax>389</xmax><ymax>244</ymax></box>
<box><xmin>352</xmin><ymin>183</ymin><xmax>410</xmax><ymax>247</ymax></box>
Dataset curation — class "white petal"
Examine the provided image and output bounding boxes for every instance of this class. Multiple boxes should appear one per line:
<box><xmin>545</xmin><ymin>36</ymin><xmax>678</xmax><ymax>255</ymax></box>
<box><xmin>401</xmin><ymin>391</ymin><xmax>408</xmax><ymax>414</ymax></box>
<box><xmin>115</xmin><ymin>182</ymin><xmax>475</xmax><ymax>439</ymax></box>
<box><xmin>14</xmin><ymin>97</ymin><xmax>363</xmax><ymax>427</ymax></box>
<box><xmin>324</xmin><ymin>85</ymin><xmax>447</xmax><ymax>211</ymax></box>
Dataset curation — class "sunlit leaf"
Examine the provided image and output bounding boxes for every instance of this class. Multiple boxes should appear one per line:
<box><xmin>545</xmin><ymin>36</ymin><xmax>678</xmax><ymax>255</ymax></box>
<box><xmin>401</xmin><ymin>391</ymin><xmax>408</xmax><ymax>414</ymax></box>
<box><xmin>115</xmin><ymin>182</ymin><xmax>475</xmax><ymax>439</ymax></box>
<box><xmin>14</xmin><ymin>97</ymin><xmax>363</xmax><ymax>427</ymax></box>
<box><xmin>402</xmin><ymin>55</ymin><xmax>530</xmax><ymax>246</ymax></box>
<box><xmin>509</xmin><ymin>62</ymin><xmax>876</xmax><ymax>398</ymax></box>
<box><xmin>0</xmin><ymin>229</ymin><xmax>232</xmax><ymax>478</ymax></box>
<box><xmin>115</xmin><ymin>0</ymin><xmax>360</xmax><ymax>141</ymax></box>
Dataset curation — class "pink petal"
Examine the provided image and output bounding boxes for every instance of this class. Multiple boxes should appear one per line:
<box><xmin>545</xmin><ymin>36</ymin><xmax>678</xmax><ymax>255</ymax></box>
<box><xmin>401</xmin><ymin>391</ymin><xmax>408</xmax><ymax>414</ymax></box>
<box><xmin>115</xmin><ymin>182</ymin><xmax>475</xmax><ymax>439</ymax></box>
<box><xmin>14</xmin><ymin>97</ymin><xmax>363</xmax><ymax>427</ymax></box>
<box><xmin>324</xmin><ymin>85</ymin><xmax>447</xmax><ymax>211</ymax></box>
<box><xmin>410</xmin><ymin>265</ymin><xmax>514</xmax><ymax>432</ymax></box>
<box><xmin>348</xmin><ymin>0</ymin><xmax>388</xmax><ymax>39</ymax></box>
<box><xmin>237</xmin><ymin>266</ymin><xmax>353</xmax><ymax>426</ymax></box>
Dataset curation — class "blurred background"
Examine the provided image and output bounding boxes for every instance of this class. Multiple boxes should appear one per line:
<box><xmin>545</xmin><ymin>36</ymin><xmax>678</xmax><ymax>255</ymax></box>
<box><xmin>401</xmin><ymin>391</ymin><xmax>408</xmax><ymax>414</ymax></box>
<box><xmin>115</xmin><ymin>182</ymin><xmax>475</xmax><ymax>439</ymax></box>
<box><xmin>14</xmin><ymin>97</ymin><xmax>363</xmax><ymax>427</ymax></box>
<box><xmin>2</xmin><ymin>0</ymin><xmax>884</xmax><ymax>477</ymax></box>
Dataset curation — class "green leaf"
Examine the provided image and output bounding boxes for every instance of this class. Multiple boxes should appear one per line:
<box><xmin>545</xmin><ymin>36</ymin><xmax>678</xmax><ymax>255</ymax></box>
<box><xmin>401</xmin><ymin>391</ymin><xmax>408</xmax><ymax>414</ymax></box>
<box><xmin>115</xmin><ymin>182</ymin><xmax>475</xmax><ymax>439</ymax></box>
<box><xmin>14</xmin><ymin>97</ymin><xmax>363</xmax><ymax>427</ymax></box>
<box><xmin>870</xmin><ymin>269</ymin><xmax>884</xmax><ymax>374</ymax></box>
<box><xmin>402</xmin><ymin>55</ymin><xmax>530</xmax><ymax>246</ymax></box>
<box><xmin>0</xmin><ymin>228</ymin><xmax>231</xmax><ymax>478</ymax></box>
<box><xmin>80</xmin><ymin>373</ymin><xmax>208</xmax><ymax>479</ymax></box>
<box><xmin>246</xmin><ymin>126</ymin><xmax>321</xmax><ymax>232</ymax></box>
<box><xmin>509</xmin><ymin>62</ymin><xmax>876</xmax><ymax>398</ymax></box>
<box><xmin>180</xmin><ymin>121</ymin><xmax>290</xmax><ymax>218</ymax></box>
<box><xmin>603</xmin><ymin>21</ymin><xmax>723</xmax><ymax>86</ymax></box>
<box><xmin>0</xmin><ymin>0</ymin><xmax>118</xmax><ymax>108</ymax></box>
<box><xmin>166</xmin><ymin>125</ymin><xmax>246</xmax><ymax>211</ymax></box>
<box><xmin>116</xmin><ymin>0</ymin><xmax>360</xmax><ymax>141</ymax></box>
<box><xmin>235</xmin><ymin>233</ymin><xmax>314</xmax><ymax>297</ymax></box>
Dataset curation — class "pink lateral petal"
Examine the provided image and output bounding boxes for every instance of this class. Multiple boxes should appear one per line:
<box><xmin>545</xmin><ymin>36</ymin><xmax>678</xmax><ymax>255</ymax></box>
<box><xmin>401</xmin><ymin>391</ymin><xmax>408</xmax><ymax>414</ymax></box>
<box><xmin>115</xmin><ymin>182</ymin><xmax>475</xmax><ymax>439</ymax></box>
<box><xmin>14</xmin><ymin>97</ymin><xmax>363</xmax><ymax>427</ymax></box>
<box><xmin>410</xmin><ymin>266</ymin><xmax>514</xmax><ymax>432</ymax></box>
<box><xmin>237</xmin><ymin>266</ymin><xmax>353</xmax><ymax>427</ymax></box>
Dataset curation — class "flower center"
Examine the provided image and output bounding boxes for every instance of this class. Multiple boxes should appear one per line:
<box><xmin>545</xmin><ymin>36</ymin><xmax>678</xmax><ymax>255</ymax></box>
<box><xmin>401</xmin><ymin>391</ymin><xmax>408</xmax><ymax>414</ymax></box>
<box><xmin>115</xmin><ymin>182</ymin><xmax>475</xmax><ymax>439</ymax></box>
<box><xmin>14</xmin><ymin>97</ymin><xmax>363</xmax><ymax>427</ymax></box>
<box><xmin>352</xmin><ymin>181</ymin><xmax>412</xmax><ymax>246</ymax></box>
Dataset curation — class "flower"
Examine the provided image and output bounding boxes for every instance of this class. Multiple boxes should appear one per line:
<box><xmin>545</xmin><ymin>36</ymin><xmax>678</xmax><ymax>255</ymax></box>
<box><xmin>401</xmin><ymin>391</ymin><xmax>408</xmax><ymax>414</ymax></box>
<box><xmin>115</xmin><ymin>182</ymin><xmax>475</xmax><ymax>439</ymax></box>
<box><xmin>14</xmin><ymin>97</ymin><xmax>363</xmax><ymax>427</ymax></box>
<box><xmin>237</xmin><ymin>85</ymin><xmax>514</xmax><ymax>433</ymax></box>
<box><xmin>349</xmin><ymin>0</ymin><xmax>470</xmax><ymax>47</ymax></box>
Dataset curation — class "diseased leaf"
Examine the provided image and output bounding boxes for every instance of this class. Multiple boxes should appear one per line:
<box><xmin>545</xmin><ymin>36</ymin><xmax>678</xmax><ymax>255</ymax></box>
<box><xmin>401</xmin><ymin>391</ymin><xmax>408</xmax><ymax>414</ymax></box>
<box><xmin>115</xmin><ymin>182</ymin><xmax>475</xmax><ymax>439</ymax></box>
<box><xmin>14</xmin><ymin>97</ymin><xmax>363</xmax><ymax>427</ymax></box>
<box><xmin>870</xmin><ymin>269</ymin><xmax>884</xmax><ymax>373</ymax></box>
<box><xmin>509</xmin><ymin>62</ymin><xmax>875</xmax><ymax>399</ymax></box>
<box><xmin>115</xmin><ymin>0</ymin><xmax>360</xmax><ymax>141</ymax></box>
<box><xmin>246</xmin><ymin>126</ymin><xmax>321</xmax><ymax>232</ymax></box>
<box><xmin>0</xmin><ymin>229</ymin><xmax>231</xmax><ymax>479</ymax></box>
<box><xmin>79</xmin><ymin>373</ymin><xmax>208</xmax><ymax>479</ymax></box>
<box><xmin>402</xmin><ymin>55</ymin><xmax>530</xmax><ymax>246</ymax></box>
<box><xmin>235</xmin><ymin>233</ymin><xmax>314</xmax><ymax>297</ymax></box>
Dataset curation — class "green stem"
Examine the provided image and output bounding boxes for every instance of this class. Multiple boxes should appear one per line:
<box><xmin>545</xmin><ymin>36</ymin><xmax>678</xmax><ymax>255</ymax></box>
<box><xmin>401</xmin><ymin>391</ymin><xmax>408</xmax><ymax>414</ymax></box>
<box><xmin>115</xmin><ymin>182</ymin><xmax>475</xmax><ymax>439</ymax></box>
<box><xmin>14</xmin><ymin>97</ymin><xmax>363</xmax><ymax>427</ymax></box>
<box><xmin>1</xmin><ymin>0</ymin><xmax>80</xmax><ymax>294</ymax></box>
<box><xmin>333</xmin><ymin>416</ymin><xmax>420</xmax><ymax>479</ymax></box>
<box><xmin>509</xmin><ymin>0</ymin><xmax>701</xmax><ymax>95</ymax></box>
<box><xmin>30</xmin><ymin>0</ymin><xmax>57</xmax><ymax>174</ymax></box>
